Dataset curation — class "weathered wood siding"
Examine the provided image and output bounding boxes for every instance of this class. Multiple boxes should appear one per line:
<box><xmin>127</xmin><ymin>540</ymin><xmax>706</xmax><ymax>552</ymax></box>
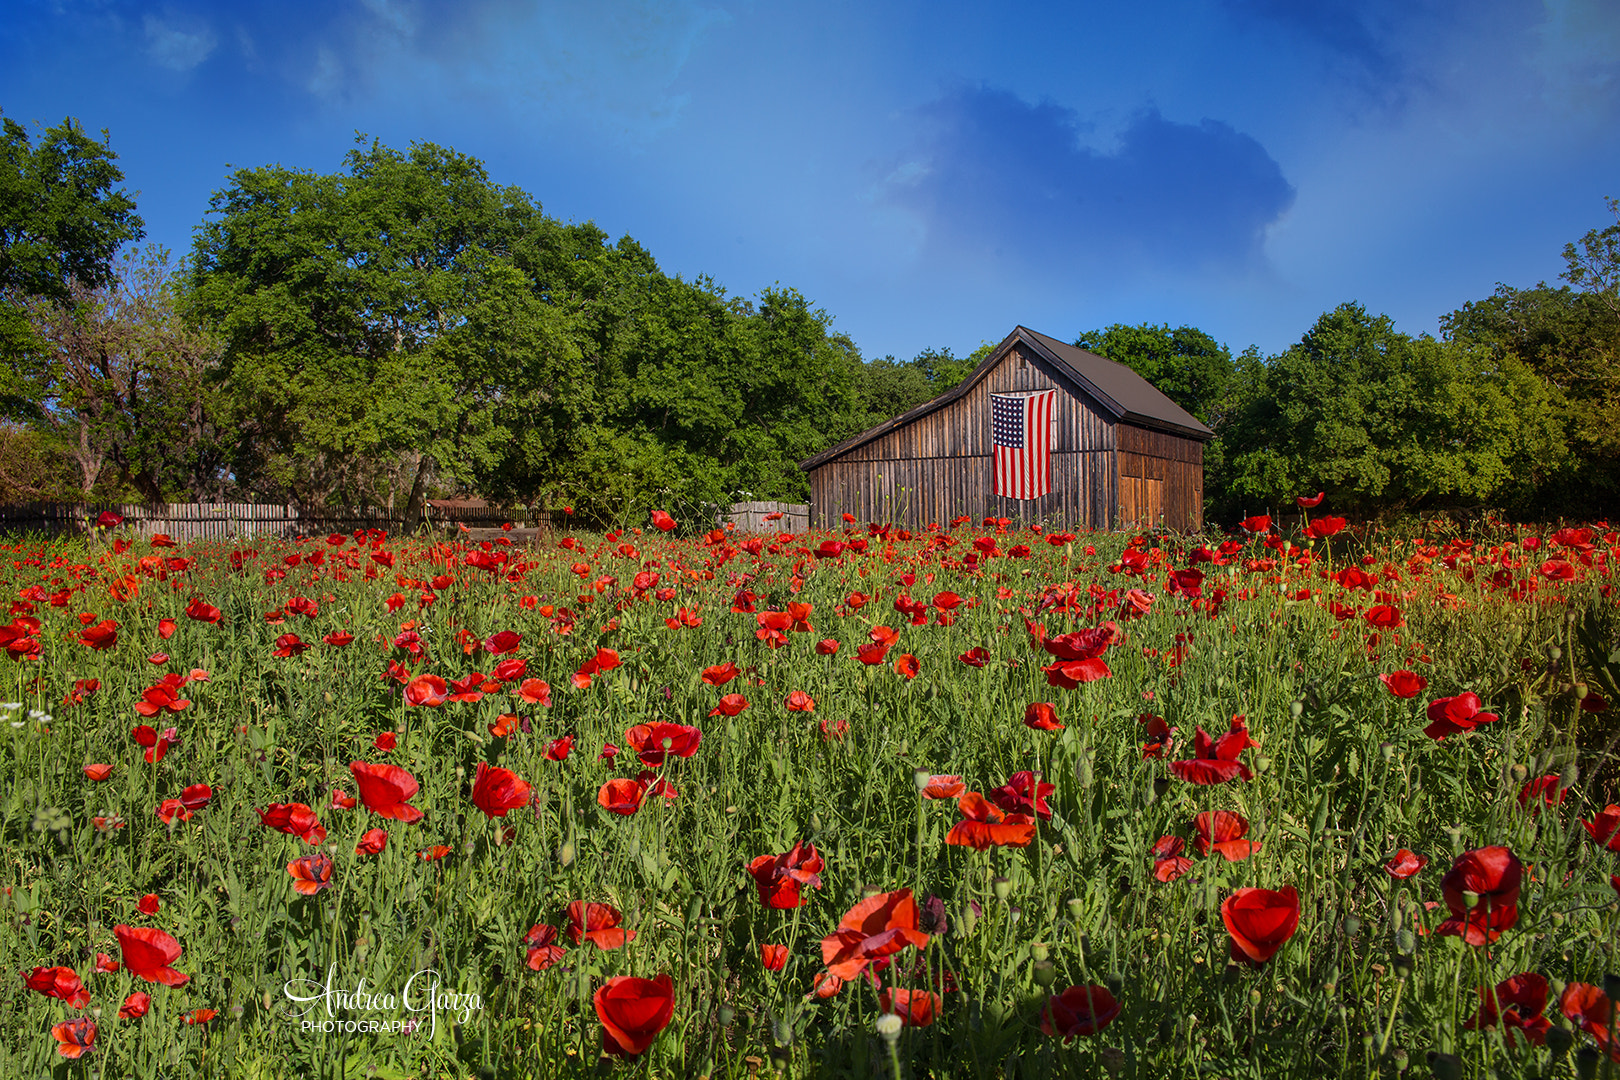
<box><xmin>809</xmin><ymin>344</ymin><xmax>1122</xmax><ymax>529</ymax></box>
<box><xmin>1117</xmin><ymin>425</ymin><xmax>1204</xmax><ymax>531</ymax></box>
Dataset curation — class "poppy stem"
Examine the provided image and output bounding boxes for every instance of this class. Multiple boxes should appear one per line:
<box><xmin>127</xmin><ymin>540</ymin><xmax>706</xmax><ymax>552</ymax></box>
<box><xmin>1377</xmin><ymin>975</ymin><xmax>1404</xmax><ymax>1056</ymax></box>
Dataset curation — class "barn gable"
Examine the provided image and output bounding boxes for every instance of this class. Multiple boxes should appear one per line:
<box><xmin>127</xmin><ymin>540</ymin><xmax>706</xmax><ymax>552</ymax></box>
<box><xmin>800</xmin><ymin>326</ymin><xmax>1213</xmax><ymax>532</ymax></box>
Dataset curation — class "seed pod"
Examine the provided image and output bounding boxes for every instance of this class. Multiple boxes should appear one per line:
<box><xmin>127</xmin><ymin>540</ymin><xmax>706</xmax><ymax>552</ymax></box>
<box><xmin>1032</xmin><ymin>960</ymin><xmax>1057</xmax><ymax>987</ymax></box>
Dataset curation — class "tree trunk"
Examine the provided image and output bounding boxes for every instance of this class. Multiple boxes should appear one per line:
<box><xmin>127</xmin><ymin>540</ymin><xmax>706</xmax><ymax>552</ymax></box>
<box><xmin>401</xmin><ymin>453</ymin><xmax>433</xmax><ymax>534</ymax></box>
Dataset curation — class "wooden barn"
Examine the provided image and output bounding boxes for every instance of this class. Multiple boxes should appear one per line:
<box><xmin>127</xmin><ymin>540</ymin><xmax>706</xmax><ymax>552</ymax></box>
<box><xmin>800</xmin><ymin>326</ymin><xmax>1214</xmax><ymax>532</ymax></box>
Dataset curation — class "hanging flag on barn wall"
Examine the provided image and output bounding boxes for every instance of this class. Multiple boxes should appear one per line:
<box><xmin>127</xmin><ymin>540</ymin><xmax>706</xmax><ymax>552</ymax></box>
<box><xmin>990</xmin><ymin>389</ymin><xmax>1058</xmax><ymax>500</ymax></box>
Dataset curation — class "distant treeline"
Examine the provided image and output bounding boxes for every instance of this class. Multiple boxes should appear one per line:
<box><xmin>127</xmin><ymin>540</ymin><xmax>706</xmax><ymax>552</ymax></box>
<box><xmin>3</xmin><ymin>115</ymin><xmax>1616</xmax><ymax>526</ymax></box>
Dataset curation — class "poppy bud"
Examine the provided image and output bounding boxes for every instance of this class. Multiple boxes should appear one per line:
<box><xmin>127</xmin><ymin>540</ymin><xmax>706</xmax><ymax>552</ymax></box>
<box><xmin>1152</xmin><ymin>778</ymin><xmax>1170</xmax><ymax>800</ymax></box>
<box><xmin>718</xmin><ymin>1006</ymin><xmax>735</xmax><ymax>1027</ymax></box>
<box><xmin>1380</xmin><ymin>742</ymin><xmax>1395</xmax><ymax>762</ymax></box>
<box><xmin>1575</xmin><ymin>1047</ymin><xmax>1600</xmax><ymax>1080</ymax></box>
<box><xmin>558</xmin><ymin>842</ymin><xmax>575</xmax><ymax>867</ymax></box>
<box><xmin>1545</xmin><ymin>1025</ymin><xmax>1573</xmax><ymax>1056</ymax></box>
<box><xmin>958</xmin><ymin>905</ymin><xmax>978</xmax><ymax>937</ymax></box>
<box><xmin>1551</xmin><ymin>911</ymin><xmax>1565</xmax><ymax>926</ymax></box>
<box><xmin>1395</xmin><ymin>930</ymin><xmax>1415</xmax><ymax>955</ymax></box>
<box><xmin>913</xmin><ymin>769</ymin><xmax>932</xmax><ymax>791</ymax></box>
<box><xmin>1389</xmin><ymin>1047</ymin><xmax>1408</xmax><ymax>1073</ymax></box>
<box><xmin>1560</xmin><ymin>761</ymin><xmax>1580</xmax><ymax>788</ymax></box>
<box><xmin>1009</xmin><ymin>905</ymin><xmax>1022</xmax><ymax>924</ymax></box>
<box><xmin>1289</xmin><ymin>700</ymin><xmax>1303</xmax><ymax>718</ymax></box>
<box><xmin>1067</xmin><ymin>898</ymin><xmax>1083</xmax><ymax>919</ymax></box>
<box><xmin>993</xmin><ymin>876</ymin><xmax>1012</xmax><ymax>902</ymax></box>
<box><xmin>1510</xmin><ymin>763</ymin><xmax>1527</xmax><ymax>782</ymax></box>
<box><xmin>1343</xmin><ymin>916</ymin><xmax>1360</xmax><ymax>937</ymax></box>
<box><xmin>1575</xmin><ymin>683</ymin><xmax>1589</xmax><ymax>699</ymax></box>
<box><xmin>1251</xmin><ymin>989</ymin><xmax>1265</xmax><ymax>1006</ymax></box>
<box><xmin>1548</xmin><ymin>645</ymin><xmax>1562</xmax><ymax>662</ymax></box>
<box><xmin>1460</xmin><ymin>890</ymin><xmax>1480</xmax><ymax>909</ymax></box>
<box><xmin>1032</xmin><ymin>960</ymin><xmax>1057</xmax><ymax>987</ymax></box>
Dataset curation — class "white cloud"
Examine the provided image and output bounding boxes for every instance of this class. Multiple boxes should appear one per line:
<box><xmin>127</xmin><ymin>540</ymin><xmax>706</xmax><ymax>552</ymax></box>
<box><xmin>143</xmin><ymin>13</ymin><xmax>216</xmax><ymax>73</ymax></box>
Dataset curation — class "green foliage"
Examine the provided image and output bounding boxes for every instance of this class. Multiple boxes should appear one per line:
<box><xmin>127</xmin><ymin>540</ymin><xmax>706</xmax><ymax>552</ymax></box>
<box><xmin>1216</xmin><ymin>303</ymin><xmax>1565</xmax><ymax>519</ymax></box>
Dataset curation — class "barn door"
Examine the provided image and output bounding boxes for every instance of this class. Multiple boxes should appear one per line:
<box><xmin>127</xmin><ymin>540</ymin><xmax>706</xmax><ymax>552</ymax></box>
<box><xmin>1120</xmin><ymin>475</ymin><xmax>1164</xmax><ymax>528</ymax></box>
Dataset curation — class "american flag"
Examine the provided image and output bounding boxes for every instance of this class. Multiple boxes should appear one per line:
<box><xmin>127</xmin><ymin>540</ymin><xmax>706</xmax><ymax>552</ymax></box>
<box><xmin>991</xmin><ymin>389</ymin><xmax>1058</xmax><ymax>500</ymax></box>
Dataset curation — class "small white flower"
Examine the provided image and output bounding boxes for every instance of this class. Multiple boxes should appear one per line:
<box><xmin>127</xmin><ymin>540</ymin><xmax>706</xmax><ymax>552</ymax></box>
<box><xmin>9</xmin><ymin>722</ymin><xmax>23</xmax><ymax>728</ymax></box>
<box><xmin>0</xmin><ymin>702</ymin><xmax>21</xmax><ymax>710</ymax></box>
<box><xmin>28</xmin><ymin>709</ymin><xmax>49</xmax><ymax>721</ymax></box>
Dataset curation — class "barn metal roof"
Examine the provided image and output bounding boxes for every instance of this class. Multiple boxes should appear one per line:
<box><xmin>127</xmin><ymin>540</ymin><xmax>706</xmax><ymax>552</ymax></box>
<box><xmin>800</xmin><ymin>325</ymin><xmax>1214</xmax><ymax>471</ymax></box>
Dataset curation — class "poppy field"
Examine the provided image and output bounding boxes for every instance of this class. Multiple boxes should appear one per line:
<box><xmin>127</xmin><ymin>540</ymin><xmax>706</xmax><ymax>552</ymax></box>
<box><xmin>2</xmin><ymin>508</ymin><xmax>1619</xmax><ymax>1079</ymax></box>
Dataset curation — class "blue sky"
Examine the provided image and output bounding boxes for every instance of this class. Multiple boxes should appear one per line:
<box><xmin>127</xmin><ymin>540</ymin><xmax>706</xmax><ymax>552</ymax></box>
<box><xmin>5</xmin><ymin>0</ymin><xmax>1618</xmax><ymax>361</ymax></box>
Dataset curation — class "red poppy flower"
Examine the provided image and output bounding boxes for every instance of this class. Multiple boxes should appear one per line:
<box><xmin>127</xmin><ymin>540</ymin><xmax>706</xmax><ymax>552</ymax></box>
<box><xmin>256</xmin><ymin>803</ymin><xmax>326</xmax><ymax>844</ymax></box>
<box><xmin>488</xmin><ymin>714</ymin><xmax>520</xmax><ymax>738</ymax></box>
<box><xmin>748</xmin><ymin>841</ymin><xmax>825</xmax><ymax>908</ymax></box>
<box><xmin>418</xmin><ymin>845</ymin><xmax>452</xmax><ymax>861</ymax></box>
<box><xmin>1239</xmin><ymin>515</ymin><xmax>1272</xmax><ymax>534</ymax></box>
<box><xmin>1466</xmin><ymin>972</ymin><xmax>1551</xmax><ymax>1047</ymax></box>
<box><xmin>1304</xmin><ymin>516</ymin><xmax>1346</xmax><ymax>539</ymax></box>
<box><xmin>1140</xmin><ymin>713</ymin><xmax>1174</xmax><ymax>759</ymax></box>
<box><xmin>650</xmin><ymin>509</ymin><xmax>677</xmax><ymax>533</ymax></box>
<box><xmin>119</xmin><ymin>991</ymin><xmax>150</xmax><ymax>1019</ymax></box>
<box><xmin>1222</xmin><ymin>886</ymin><xmax>1300</xmax><ymax>965</ymax></box>
<box><xmin>51</xmin><ymin>1018</ymin><xmax>96</xmax><ymax>1059</ymax></box>
<box><xmin>84</xmin><ymin>763</ymin><xmax>113</xmax><ymax>781</ymax></box>
<box><xmin>701</xmin><ymin>661</ymin><xmax>741</xmax><ymax>686</ymax></box>
<box><xmin>181</xmin><ymin>1007</ymin><xmax>216</xmax><ymax>1025</ymax></box>
<box><xmin>1517</xmin><ymin>775</ymin><xmax>1566</xmax><ymax>810</ymax></box>
<box><xmin>138</xmin><ymin>893</ymin><xmax>161</xmax><ymax>915</ymax></box>
<box><xmin>595</xmin><ymin>973</ymin><xmax>674</xmax><ymax>1057</ymax></box>
<box><xmin>373</xmin><ymin>730</ymin><xmax>397</xmax><ymax>752</ymax></box>
<box><xmin>821</xmin><ymin>889</ymin><xmax>931</xmax><ymax>980</ymax></box>
<box><xmin>857</xmin><ymin>640</ymin><xmax>892</xmax><ymax>665</ymax></box>
<box><xmin>1296</xmin><ymin>492</ymin><xmax>1325</xmax><ymax>508</ymax></box>
<box><xmin>1379</xmin><ymin>670</ymin><xmax>1428</xmax><ymax>698</ymax></box>
<box><xmin>880</xmin><ymin>986</ymin><xmax>942</xmax><ymax>1027</ymax></box>
<box><xmin>567</xmin><ymin>901</ymin><xmax>637</xmax><ymax>949</ymax></box>
<box><xmin>491</xmin><ymin>657</ymin><xmax>527</xmax><ymax>683</ymax></box>
<box><xmin>816</xmin><ymin>638</ymin><xmax>840</xmax><ymax>656</ymax></box>
<box><xmin>471</xmin><ymin>762</ymin><xmax>533</xmax><ymax>818</ymax></box>
<box><xmin>323</xmin><ymin>630</ymin><xmax>355</xmax><ymax>647</ymax></box>
<box><xmin>156</xmin><ymin>618</ymin><xmax>177</xmax><ymax>640</ymax></box>
<box><xmin>523</xmin><ymin>923</ymin><xmax>568</xmax><ymax>970</ymax></box>
<box><xmin>356</xmin><ymin>828</ymin><xmax>388</xmax><ymax>855</ymax></box>
<box><xmin>78</xmin><ymin>619</ymin><xmax>119</xmax><ymax>650</ymax></box>
<box><xmin>1582</xmin><ymin>805</ymin><xmax>1620</xmax><ymax>851</ymax></box>
<box><xmin>1169</xmin><ymin>715</ymin><xmax>1256</xmax><ymax>784</ymax></box>
<box><xmin>1152</xmin><ymin>836</ymin><xmax>1193</xmax><ymax>882</ymax></box>
<box><xmin>155</xmin><ymin>798</ymin><xmax>192</xmax><ymax>824</ymax></box>
<box><xmin>1436</xmin><ymin>846</ymin><xmax>1521</xmax><ymax>945</ymax></box>
<box><xmin>1364</xmin><ymin>604</ymin><xmax>1404</xmax><ymax>630</ymax></box>
<box><xmin>957</xmin><ymin>646</ymin><xmax>990</xmax><ymax>667</ymax></box>
<box><xmin>114</xmin><ymin>924</ymin><xmax>189</xmax><ymax>986</ymax></box>
<box><xmin>1423</xmin><ymin>693</ymin><xmax>1500</xmax><ymax>740</ymax></box>
<box><xmin>1560</xmin><ymin>982</ymin><xmax>1614</xmax><ymax>1050</ymax></box>
<box><xmin>288</xmin><ymin>852</ymin><xmax>334</xmax><ymax>895</ymax></box>
<box><xmin>328</xmin><ymin>788</ymin><xmax>357</xmax><ymax>810</ymax></box>
<box><xmin>785</xmin><ymin>690</ymin><xmax>815</xmax><ymax>712</ymax></box>
<box><xmin>624</xmin><ymin>722</ymin><xmax>702</xmax><ymax>766</ymax></box>
<box><xmin>97</xmin><ymin>510</ymin><xmax>124</xmax><ymax>528</ymax></box>
<box><xmin>403</xmin><ymin>674</ymin><xmax>448</xmax><ymax>707</ymax></box>
<box><xmin>484</xmin><ymin>629</ymin><xmax>522</xmax><ymax>655</ymax></box>
<box><xmin>184</xmin><ymin>598</ymin><xmax>221</xmax><ymax>623</ymax></box>
<box><xmin>893</xmin><ymin>653</ymin><xmax>920</xmax><ymax>680</ymax></box>
<box><xmin>545</xmin><ymin>735</ymin><xmax>574</xmax><ymax>761</ymax></box>
<box><xmin>272</xmin><ymin>632</ymin><xmax>311</xmax><ymax>657</ymax></box>
<box><xmin>1041</xmin><ymin>985</ymin><xmax>1120</xmax><ymax>1041</ymax></box>
<box><xmin>25</xmin><ymin>966</ymin><xmax>91</xmax><ymax>1008</ymax></box>
<box><xmin>1024</xmin><ymin>702</ymin><xmax>1063</xmax><ymax>731</ymax></box>
<box><xmin>348</xmin><ymin>762</ymin><xmax>425</xmax><ymax>823</ymax></box>
<box><xmin>988</xmin><ymin>771</ymin><xmax>1054</xmax><ymax>820</ymax></box>
<box><xmin>819</xmin><ymin>717</ymin><xmax>849</xmax><ymax>741</ymax></box>
<box><xmin>94</xmin><ymin>952</ymin><xmax>118</xmax><ymax>973</ymax></box>
<box><xmin>517</xmin><ymin>678</ymin><xmax>552</xmax><ymax>706</ymax></box>
<box><xmin>945</xmin><ymin>791</ymin><xmax>1037</xmax><ymax>849</ymax></box>
<box><xmin>1194</xmin><ymin>810</ymin><xmax>1259</xmax><ymax>860</ymax></box>
<box><xmin>1384</xmin><ymin>849</ymin><xmax>1428</xmax><ymax>878</ymax></box>
<box><xmin>921</xmin><ymin>775</ymin><xmax>965</xmax><ymax>799</ymax></box>
<box><xmin>760</xmin><ymin>943</ymin><xmax>789</xmax><ymax>972</ymax></box>
<box><xmin>597</xmin><ymin>778</ymin><xmax>645</xmax><ymax>816</ymax></box>
<box><xmin>709</xmin><ymin>693</ymin><xmax>749</xmax><ymax>717</ymax></box>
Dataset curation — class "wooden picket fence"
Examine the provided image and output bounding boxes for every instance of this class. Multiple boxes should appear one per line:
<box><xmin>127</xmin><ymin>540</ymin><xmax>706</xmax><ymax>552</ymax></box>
<box><xmin>0</xmin><ymin>502</ymin><xmax>543</xmax><ymax>542</ymax></box>
<box><xmin>721</xmin><ymin>501</ymin><xmax>810</xmax><ymax>534</ymax></box>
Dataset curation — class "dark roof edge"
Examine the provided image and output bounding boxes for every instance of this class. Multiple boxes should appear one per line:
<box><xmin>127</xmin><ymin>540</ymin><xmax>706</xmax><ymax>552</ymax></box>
<box><xmin>798</xmin><ymin>327</ymin><xmax>1025</xmax><ymax>470</ymax></box>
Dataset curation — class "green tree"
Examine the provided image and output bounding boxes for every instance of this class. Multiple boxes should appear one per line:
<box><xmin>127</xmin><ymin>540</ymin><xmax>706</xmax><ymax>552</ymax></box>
<box><xmin>0</xmin><ymin>113</ymin><xmax>144</xmax><ymax>421</ymax></box>
<box><xmin>1441</xmin><ymin>200</ymin><xmax>1620</xmax><ymax>515</ymax></box>
<box><xmin>1218</xmin><ymin>303</ymin><xmax>1565</xmax><ymax>518</ymax></box>
<box><xmin>23</xmin><ymin>246</ymin><xmax>223</xmax><ymax>500</ymax></box>
<box><xmin>189</xmin><ymin>138</ymin><xmax>586</xmax><ymax>519</ymax></box>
